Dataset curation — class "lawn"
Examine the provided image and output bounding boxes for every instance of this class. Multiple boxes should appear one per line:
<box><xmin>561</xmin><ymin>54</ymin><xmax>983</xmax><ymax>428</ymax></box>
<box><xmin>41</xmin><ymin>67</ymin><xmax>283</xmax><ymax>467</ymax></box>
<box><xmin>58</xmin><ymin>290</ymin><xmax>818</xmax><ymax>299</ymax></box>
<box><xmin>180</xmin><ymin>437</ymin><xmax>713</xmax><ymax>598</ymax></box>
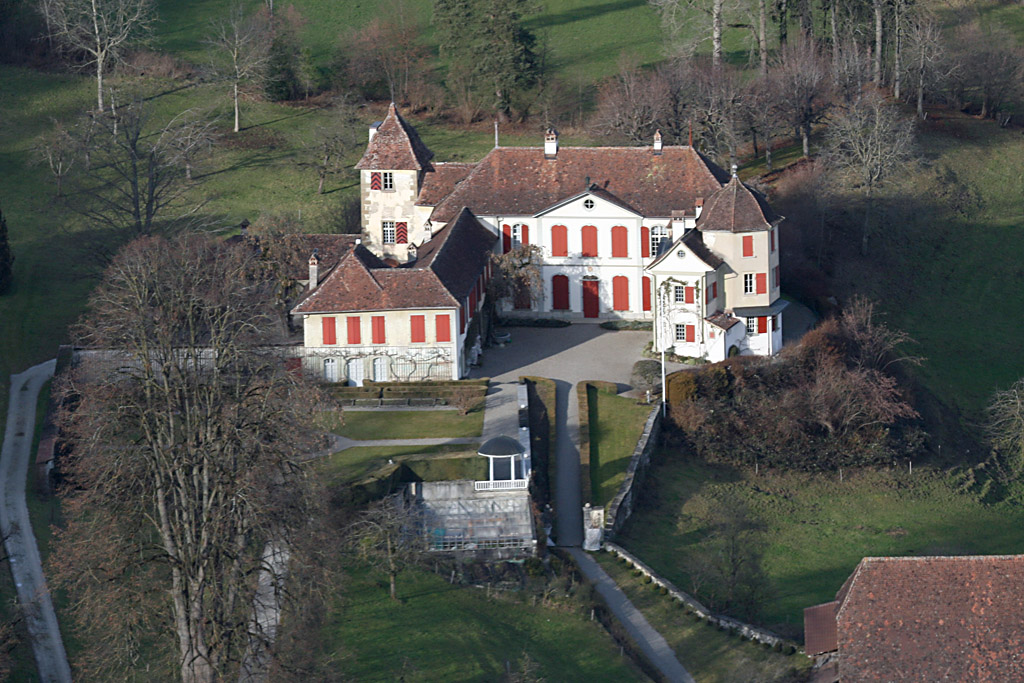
<box><xmin>324</xmin><ymin>561</ymin><xmax>645</xmax><ymax>682</ymax></box>
<box><xmin>318</xmin><ymin>443</ymin><xmax>483</xmax><ymax>485</ymax></box>
<box><xmin>325</xmin><ymin>408</ymin><xmax>484</xmax><ymax>440</ymax></box>
<box><xmin>617</xmin><ymin>450</ymin><xmax>1024</xmax><ymax>636</ymax></box>
<box><xmin>588</xmin><ymin>387</ymin><xmax>653</xmax><ymax>506</ymax></box>
<box><xmin>594</xmin><ymin>551</ymin><xmax>812</xmax><ymax>682</ymax></box>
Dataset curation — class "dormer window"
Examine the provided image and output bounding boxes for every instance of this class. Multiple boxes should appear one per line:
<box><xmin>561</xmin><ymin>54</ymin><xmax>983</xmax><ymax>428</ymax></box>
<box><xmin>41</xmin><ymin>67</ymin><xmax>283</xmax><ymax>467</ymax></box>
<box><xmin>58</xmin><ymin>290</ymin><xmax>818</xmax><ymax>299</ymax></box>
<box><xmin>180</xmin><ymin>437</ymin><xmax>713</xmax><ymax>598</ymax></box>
<box><xmin>382</xmin><ymin>171</ymin><xmax>394</xmax><ymax>191</ymax></box>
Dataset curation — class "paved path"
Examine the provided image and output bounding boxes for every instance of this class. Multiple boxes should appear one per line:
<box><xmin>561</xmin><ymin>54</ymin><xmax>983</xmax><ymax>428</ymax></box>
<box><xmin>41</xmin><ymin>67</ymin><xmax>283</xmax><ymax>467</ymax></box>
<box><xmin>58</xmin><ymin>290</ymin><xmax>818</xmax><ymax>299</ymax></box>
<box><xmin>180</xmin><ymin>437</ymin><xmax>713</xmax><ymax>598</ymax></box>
<box><xmin>0</xmin><ymin>361</ymin><xmax>72</xmax><ymax>683</ymax></box>
<box><xmin>571</xmin><ymin>548</ymin><xmax>695</xmax><ymax>683</ymax></box>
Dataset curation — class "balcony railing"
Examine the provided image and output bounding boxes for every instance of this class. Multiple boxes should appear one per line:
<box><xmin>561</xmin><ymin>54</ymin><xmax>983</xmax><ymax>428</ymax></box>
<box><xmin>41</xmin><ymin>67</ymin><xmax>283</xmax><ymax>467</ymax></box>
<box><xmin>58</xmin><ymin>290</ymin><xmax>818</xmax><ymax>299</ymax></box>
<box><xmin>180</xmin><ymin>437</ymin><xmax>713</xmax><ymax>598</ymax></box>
<box><xmin>474</xmin><ymin>479</ymin><xmax>528</xmax><ymax>491</ymax></box>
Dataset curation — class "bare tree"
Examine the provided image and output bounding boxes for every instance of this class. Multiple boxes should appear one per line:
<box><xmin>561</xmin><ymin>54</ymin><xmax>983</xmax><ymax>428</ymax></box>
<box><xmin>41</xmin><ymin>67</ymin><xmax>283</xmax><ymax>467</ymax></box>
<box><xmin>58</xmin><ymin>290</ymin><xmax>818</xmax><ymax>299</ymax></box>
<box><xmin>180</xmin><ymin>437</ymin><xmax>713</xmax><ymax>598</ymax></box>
<box><xmin>773</xmin><ymin>39</ymin><xmax>832</xmax><ymax>157</ymax></box>
<box><xmin>838</xmin><ymin>296</ymin><xmax>921</xmax><ymax>372</ymax></box>
<box><xmin>165</xmin><ymin>108</ymin><xmax>219</xmax><ymax>181</ymax></box>
<box><xmin>593</xmin><ymin>55</ymin><xmax>669</xmax><ymax>144</ymax></box>
<box><xmin>987</xmin><ymin>377</ymin><xmax>1024</xmax><ymax>475</ymax></box>
<box><xmin>824</xmin><ymin>92</ymin><xmax>914</xmax><ymax>255</ymax></box>
<box><xmin>742</xmin><ymin>74</ymin><xmax>784</xmax><ymax>170</ymax></box>
<box><xmin>35</xmin><ymin>119</ymin><xmax>76</xmax><ymax>197</ymax></box>
<box><xmin>53</xmin><ymin>234</ymin><xmax>325</xmax><ymax>681</ymax></box>
<box><xmin>489</xmin><ymin>245</ymin><xmax>544</xmax><ymax>310</ymax></box>
<box><xmin>66</xmin><ymin>99</ymin><xmax>206</xmax><ymax>240</ymax></box>
<box><xmin>207</xmin><ymin>5</ymin><xmax>272</xmax><ymax>133</ymax></box>
<box><xmin>303</xmin><ymin>99</ymin><xmax>361</xmax><ymax>194</ymax></box>
<box><xmin>40</xmin><ymin>0</ymin><xmax>155</xmax><ymax>111</ymax></box>
<box><xmin>349</xmin><ymin>493</ymin><xmax>424</xmax><ymax>601</ymax></box>
<box><xmin>691</xmin><ymin>61</ymin><xmax>744</xmax><ymax>167</ymax></box>
<box><xmin>903</xmin><ymin>13</ymin><xmax>949</xmax><ymax>120</ymax></box>
<box><xmin>872</xmin><ymin>0</ymin><xmax>884</xmax><ymax>84</ymax></box>
<box><xmin>831</xmin><ymin>37</ymin><xmax>872</xmax><ymax>104</ymax></box>
<box><xmin>345</xmin><ymin>0</ymin><xmax>428</xmax><ymax>104</ymax></box>
<box><xmin>955</xmin><ymin>24</ymin><xmax>1024</xmax><ymax>122</ymax></box>
<box><xmin>650</xmin><ymin>0</ymin><xmax>729</xmax><ymax>66</ymax></box>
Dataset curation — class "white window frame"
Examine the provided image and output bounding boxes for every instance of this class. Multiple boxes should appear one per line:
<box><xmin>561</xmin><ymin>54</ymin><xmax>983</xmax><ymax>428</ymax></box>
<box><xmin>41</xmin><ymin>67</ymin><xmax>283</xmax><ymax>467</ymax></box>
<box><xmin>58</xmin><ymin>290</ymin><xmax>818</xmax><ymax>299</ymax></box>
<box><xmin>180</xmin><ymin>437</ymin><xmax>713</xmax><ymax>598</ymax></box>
<box><xmin>746</xmin><ymin>317</ymin><xmax>758</xmax><ymax>335</ymax></box>
<box><xmin>743</xmin><ymin>273</ymin><xmax>755</xmax><ymax>295</ymax></box>
<box><xmin>382</xmin><ymin>221</ymin><xmax>396</xmax><ymax>244</ymax></box>
<box><xmin>651</xmin><ymin>225</ymin><xmax>668</xmax><ymax>256</ymax></box>
<box><xmin>674</xmin><ymin>324</ymin><xmax>687</xmax><ymax>341</ymax></box>
<box><xmin>673</xmin><ymin>285</ymin><xmax>686</xmax><ymax>303</ymax></box>
<box><xmin>382</xmin><ymin>171</ymin><xmax>394</xmax><ymax>191</ymax></box>
<box><xmin>511</xmin><ymin>223</ymin><xmax>524</xmax><ymax>249</ymax></box>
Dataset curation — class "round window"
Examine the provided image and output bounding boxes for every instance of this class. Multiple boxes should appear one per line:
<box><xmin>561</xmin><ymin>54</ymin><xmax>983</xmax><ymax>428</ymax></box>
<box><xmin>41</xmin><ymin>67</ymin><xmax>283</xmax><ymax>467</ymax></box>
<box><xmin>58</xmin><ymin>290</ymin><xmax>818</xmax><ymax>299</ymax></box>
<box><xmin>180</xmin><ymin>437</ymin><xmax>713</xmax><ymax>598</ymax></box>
<box><xmin>676</xmin><ymin>250</ymin><xmax>685</xmax><ymax>258</ymax></box>
<box><xmin>583</xmin><ymin>198</ymin><xmax>595</xmax><ymax>210</ymax></box>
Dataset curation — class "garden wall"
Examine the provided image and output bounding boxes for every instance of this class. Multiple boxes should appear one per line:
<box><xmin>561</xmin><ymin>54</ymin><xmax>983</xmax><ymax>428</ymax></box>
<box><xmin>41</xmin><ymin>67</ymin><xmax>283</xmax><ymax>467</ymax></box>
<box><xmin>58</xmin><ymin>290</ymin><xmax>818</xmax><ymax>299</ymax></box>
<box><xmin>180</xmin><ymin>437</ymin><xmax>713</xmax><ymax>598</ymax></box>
<box><xmin>603</xmin><ymin>404</ymin><xmax>661</xmax><ymax>540</ymax></box>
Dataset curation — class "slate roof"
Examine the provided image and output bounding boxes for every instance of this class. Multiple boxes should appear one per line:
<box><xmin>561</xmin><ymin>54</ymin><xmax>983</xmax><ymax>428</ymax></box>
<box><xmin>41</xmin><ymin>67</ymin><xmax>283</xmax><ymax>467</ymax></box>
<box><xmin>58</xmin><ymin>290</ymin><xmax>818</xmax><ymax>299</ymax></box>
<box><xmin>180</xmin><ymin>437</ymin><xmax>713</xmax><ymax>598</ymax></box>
<box><xmin>832</xmin><ymin>555</ymin><xmax>1024</xmax><ymax>681</ymax></box>
<box><xmin>290</xmin><ymin>208</ymin><xmax>495</xmax><ymax>315</ymax></box>
<box><xmin>354</xmin><ymin>102</ymin><xmax>434</xmax><ymax>171</ymax></box>
<box><xmin>417</xmin><ymin>162</ymin><xmax>476</xmax><ymax>206</ymax></box>
<box><xmin>696</xmin><ymin>175</ymin><xmax>782</xmax><ymax>233</ymax></box>
<box><xmin>428</xmin><ymin>146</ymin><xmax>730</xmax><ymax>223</ymax></box>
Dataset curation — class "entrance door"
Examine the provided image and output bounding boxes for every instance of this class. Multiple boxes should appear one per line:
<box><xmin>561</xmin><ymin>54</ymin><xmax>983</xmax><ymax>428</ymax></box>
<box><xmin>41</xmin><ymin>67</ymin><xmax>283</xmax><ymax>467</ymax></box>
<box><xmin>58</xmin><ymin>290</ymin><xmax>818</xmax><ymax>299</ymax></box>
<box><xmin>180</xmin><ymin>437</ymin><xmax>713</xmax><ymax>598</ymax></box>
<box><xmin>582</xmin><ymin>279</ymin><xmax>599</xmax><ymax>318</ymax></box>
<box><xmin>347</xmin><ymin>359</ymin><xmax>364</xmax><ymax>387</ymax></box>
<box><xmin>323</xmin><ymin>358</ymin><xmax>338</xmax><ymax>383</ymax></box>
<box><xmin>373</xmin><ymin>357</ymin><xmax>388</xmax><ymax>381</ymax></box>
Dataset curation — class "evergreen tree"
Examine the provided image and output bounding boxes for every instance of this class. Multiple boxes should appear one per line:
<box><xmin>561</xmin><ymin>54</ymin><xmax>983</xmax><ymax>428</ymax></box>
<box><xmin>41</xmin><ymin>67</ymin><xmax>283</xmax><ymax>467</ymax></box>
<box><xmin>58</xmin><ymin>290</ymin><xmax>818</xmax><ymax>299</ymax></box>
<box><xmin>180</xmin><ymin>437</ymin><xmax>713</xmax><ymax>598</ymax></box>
<box><xmin>0</xmin><ymin>207</ymin><xmax>12</xmax><ymax>295</ymax></box>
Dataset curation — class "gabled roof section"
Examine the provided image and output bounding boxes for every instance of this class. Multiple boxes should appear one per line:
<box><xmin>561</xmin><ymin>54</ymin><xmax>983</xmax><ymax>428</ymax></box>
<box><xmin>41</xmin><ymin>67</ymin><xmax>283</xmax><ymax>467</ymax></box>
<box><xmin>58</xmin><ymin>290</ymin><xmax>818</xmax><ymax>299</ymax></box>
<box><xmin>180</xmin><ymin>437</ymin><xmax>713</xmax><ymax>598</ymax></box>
<box><xmin>648</xmin><ymin>229</ymin><xmax>723</xmax><ymax>271</ymax></box>
<box><xmin>290</xmin><ymin>208</ymin><xmax>495</xmax><ymax>315</ymax></box>
<box><xmin>429</xmin><ymin>146</ymin><xmax>730</xmax><ymax>223</ymax></box>
<box><xmin>696</xmin><ymin>175</ymin><xmax>782</xmax><ymax>233</ymax></box>
<box><xmin>416</xmin><ymin>162</ymin><xmax>476</xmax><ymax>207</ymax></box>
<box><xmin>834</xmin><ymin>555</ymin><xmax>1024</xmax><ymax>682</ymax></box>
<box><xmin>534</xmin><ymin>184</ymin><xmax>642</xmax><ymax>217</ymax></box>
<box><xmin>354</xmin><ymin>103</ymin><xmax>434</xmax><ymax>171</ymax></box>
<box><xmin>705</xmin><ymin>312</ymin><xmax>742</xmax><ymax>331</ymax></box>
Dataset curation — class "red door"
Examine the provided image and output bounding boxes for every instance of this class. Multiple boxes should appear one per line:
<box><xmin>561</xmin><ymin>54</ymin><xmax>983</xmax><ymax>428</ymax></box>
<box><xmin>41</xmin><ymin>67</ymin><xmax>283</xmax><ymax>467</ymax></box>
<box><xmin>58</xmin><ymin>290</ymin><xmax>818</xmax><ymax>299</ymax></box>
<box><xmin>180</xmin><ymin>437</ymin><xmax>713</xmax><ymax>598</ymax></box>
<box><xmin>583</xmin><ymin>280</ymin><xmax>599</xmax><ymax>318</ymax></box>
<box><xmin>552</xmin><ymin>274</ymin><xmax>569</xmax><ymax>310</ymax></box>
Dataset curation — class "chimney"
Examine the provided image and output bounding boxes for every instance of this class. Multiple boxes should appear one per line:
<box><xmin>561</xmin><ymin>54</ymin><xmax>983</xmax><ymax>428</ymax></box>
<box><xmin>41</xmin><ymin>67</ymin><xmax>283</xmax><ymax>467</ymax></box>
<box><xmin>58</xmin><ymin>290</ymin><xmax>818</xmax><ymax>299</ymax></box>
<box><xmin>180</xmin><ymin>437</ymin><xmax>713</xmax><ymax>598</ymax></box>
<box><xmin>544</xmin><ymin>128</ymin><xmax>558</xmax><ymax>159</ymax></box>
<box><xmin>368</xmin><ymin>121</ymin><xmax>382</xmax><ymax>143</ymax></box>
<box><xmin>307</xmin><ymin>250</ymin><xmax>320</xmax><ymax>290</ymax></box>
<box><xmin>653</xmin><ymin>129</ymin><xmax>663</xmax><ymax>154</ymax></box>
<box><xmin>407</xmin><ymin>243</ymin><xmax>418</xmax><ymax>263</ymax></box>
<box><xmin>695</xmin><ymin>197</ymin><xmax>704</xmax><ymax>219</ymax></box>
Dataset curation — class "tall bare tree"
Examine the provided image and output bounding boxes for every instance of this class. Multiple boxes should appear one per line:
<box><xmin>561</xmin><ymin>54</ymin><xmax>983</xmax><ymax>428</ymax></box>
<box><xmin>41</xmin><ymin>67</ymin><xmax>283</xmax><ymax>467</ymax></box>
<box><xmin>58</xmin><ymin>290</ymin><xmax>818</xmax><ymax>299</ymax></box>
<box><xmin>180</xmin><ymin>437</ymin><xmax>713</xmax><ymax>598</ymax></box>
<box><xmin>40</xmin><ymin>0</ymin><xmax>155</xmax><ymax>111</ymax></box>
<box><xmin>349</xmin><ymin>493</ymin><xmax>425</xmax><ymax>601</ymax></box>
<box><xmin>903</xmin><ymin>13</ymin><xmax>948</xmax><ymax>120</ymax></box>
<box><xmin>773</xmin><ymin>39</ymin><xmax>832</xmax><ymax>157</ymax></box>
<box><xmin>53</xmin><ymin>234</ymin><xmax>325</xmax><ymax>681</ymax></box>
<box><xmin>824</xmin><ymin>92</ymin><xmax>914</xmax><ymax>255</ymax></box>
<box><xmin>35</xmin><ymin>120</ymin><xmax>76</xmax><ymax>197</ymax></box>
<box><xmin>207</xmin><ymin>5</ymin><xmax>272</xmax><ymax>133</ymax></box>
<box><xmin>302</xmin><ymin>99</ymin><xmax>361</xmax><ymax>194</ymax></box>
<box><xmin>593</xmin><ymin>55</ymin><xmax>669</xmax><ymax>144</ymax></box>
<box><xmin>650</xmin><ymin>0</ymin><xmax>728</xmax><ymax>66</ymax></box>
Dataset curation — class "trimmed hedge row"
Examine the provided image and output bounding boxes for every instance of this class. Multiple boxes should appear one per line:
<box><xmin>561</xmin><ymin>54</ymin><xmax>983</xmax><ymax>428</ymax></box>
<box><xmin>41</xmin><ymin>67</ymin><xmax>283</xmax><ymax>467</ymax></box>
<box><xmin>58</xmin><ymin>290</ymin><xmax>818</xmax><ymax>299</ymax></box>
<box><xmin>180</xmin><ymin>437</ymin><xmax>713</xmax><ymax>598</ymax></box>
<box><xmin>576</xmin><ymin>380</ymin><xmax>619</xmax><ymax>507</ymax></box>
<box><xmin>327</xmin><ymin>379</ymin><xmax>490</xmax><ymax>401</ymax></box>
<box><xmin>521</xmin><ymin>376</ymin><xmax>557</xmax><ymax>509</ymax></box>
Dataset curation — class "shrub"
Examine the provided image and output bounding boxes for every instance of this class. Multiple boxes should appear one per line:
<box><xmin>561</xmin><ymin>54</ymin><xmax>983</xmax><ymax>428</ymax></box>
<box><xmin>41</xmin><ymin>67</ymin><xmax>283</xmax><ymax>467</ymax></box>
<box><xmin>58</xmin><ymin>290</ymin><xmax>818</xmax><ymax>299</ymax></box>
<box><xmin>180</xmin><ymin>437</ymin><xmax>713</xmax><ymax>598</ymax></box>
<box><xmin>631</xmin><ymin>360</ymin><xmax>661</xmax><ymax>392</ymax></box>
<box><xmin>666</xmin><ymin>371</ymin><xmax>698</xmax><ymax>404</ymax></box>
<box><xmin>499</xmin><ymin>317</ymin><xmax>571</xmax><ymax>328</ymax></box>
<box><xmin>600</xmin><ymin>320</ymin><xmax>652</xmax><ymax>331</ymax></box>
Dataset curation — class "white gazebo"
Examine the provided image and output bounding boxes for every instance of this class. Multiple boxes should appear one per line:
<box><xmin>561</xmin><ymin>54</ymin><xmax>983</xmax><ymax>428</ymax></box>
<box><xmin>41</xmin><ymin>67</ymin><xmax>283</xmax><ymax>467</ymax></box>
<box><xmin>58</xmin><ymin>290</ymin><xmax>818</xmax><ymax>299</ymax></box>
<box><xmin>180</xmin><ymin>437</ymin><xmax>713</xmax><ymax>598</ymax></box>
<box><xmin>475</xmin><ymin>435</ymin><xmax>529</xmax><ymax>491</ymax></box>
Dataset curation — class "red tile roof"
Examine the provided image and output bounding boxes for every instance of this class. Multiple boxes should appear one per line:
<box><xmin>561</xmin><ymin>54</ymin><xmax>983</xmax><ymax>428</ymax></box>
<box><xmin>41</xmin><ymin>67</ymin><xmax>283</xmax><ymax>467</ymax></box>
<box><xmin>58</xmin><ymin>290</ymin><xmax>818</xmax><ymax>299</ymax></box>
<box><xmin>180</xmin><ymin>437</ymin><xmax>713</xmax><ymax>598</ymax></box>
<box><xmin>804</xmin><ymin>601</ymin><xmax>839</xmax><ymax>656</ymax></box>
<box><xmin>696</xmin><ymin>175</ymin><xmax>782</xmax><ymax>233</ymax></box>
<box><xmin>834</xmin><ymin>556</ymin><xmax>1024</xmax><ymax>681</ymax></box>
<box><xmin>417</xmin><ymin>162</ymin><xmax>476</xmax><ymax>206</ymax></box>
<box><xmin>705</xmin><ymin>312</ymin><xmax>742</xmax><ymax>330</ymax></box>
<box><xmin>428</xmin><ymin>146</ymin><xmax>730</xmax><ymax>223</ymax></box>
<box><xmin>290</xmin><ymin>208</ymin><xmax>495</xmax><ymax>315</ymax></box>
<box><xmin>354</xmin><ymin>103</ymin><xmax>434</xmax><ymax>171</ymax></box>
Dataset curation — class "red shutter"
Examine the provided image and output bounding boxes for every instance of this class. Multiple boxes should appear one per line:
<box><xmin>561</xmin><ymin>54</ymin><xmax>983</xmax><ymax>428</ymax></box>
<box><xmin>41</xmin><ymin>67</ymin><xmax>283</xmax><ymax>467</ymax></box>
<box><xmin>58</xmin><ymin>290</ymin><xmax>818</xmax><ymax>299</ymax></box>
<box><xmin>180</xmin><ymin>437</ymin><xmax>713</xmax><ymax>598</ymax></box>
<box><xmin>322</xmin><ymin>317</ymin><xmax>337</xmax><ymax>345</ymax></box>
<box><xmin>521</xmin><ymin>224</ymin><xmax>529</xmax><ymax>246</ymax></box>
<box><xmin>641</xmin><ymin>226</ymin><xmax>650</xmax><ymax>258</ymax></box>
<box><xmin>371</xmin><ymin>316</ymin><xmax>386</xmax><ymax>344</ymax></box>
<box><xmin>396</xmin><ymin>222</ymin><xmax>408</xmax><ymax>244</ymax></box>
<box><xmin>369</xmin><ymin>172</ymin><xmax>382</xmax><ymax>190</ymax></box>
<box><xmin>685</xmin><ymin>324</ymin><xmax>695</xmax><ymax>343</ymax></box>
<box><xmin>712</xmin><ymin>281</ymin><xmax>718</xmax><ymax>299</ymax></box>
<box><xmin>502</xmin><ymin>224</ymin><xmax>512</xmax><ymax>254</ymax></box>
<box><xmin>581</xmin><ymin>226</ymin><xmax>598</xmax><ymax>257</ymax></box>
<box><xmin>756</xmin><ymin>273</ymin><xmax>767</xmax><ymax>294</ymax></box>
<box><xmin>742</xmin><ymin>235</ymin><xmax>754</xmax><ymax>257</ymax></box>
<box><xmin>410</xmin><ymin>315</ymin><xmax>425</xmax><ymax>343</ymax></box>
<box><xmin>436</xmin><ymin>314</ymin><xmax>451</xmax><ymax>342</ymax></box>
<box><xmin>346</xmin><ymin>316</ymin><xmax>360</xmax><ymax>345</ymax></box>
<box><xmin>612</xmin><ymin>276</ymin><xmax>629</xmax><ymax>311</ymax></box>
<box><xmin>757</xmin><ymin>316</ymin><xmax>768</xmax><ymax>334</ymax></box>
<box><xmin>642</xmin><ymin>276</ymin><xmax>651</xmax><ymax>311</ymax></box>
<box><xmin>551</xmin><ymin>225</ymin><xmax>567</xmax><ymax>257</ymax></box>
<box><xmin>685</xmin><ymin>286</ymin><xmax>695</xmax><ymax>304</ymax></box>
<box><xmin>552</xmin><ymin>275</ymin><xmax>569</xmax><ymax>310</ymax></box>
<box><xmin>612</xmin><ymin>226</ymin><xmax>628</xmax><ymax>257</ymax></box>
<box><xmin>770</xmin><ymin>229</ymin><xmax>776</xmax><ymax>252</ymax></box>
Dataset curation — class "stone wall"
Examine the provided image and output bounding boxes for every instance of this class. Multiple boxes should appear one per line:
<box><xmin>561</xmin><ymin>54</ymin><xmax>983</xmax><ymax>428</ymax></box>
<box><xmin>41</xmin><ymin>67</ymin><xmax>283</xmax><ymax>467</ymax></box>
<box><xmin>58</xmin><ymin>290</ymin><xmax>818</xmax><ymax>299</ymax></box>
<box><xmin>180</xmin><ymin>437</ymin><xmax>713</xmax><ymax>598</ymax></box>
<box><xmin>603</xmin><ymin>404</ymin><xmax>662</xmax><ymax>540</ymax></box>
<box><xmin>604</xmin><ymin>542</ymin><xmax>795</xmax><ymax>651</ymax></box>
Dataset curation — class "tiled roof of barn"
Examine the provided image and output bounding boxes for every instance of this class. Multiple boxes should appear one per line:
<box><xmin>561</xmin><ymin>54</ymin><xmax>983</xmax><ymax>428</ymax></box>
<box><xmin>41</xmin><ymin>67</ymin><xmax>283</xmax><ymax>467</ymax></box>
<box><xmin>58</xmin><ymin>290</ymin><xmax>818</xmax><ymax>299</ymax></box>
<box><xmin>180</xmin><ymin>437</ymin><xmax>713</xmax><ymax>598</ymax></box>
<box><xmin>695</xmin><ymin>175</ymin><xmax>782</xmax><ymax>233</ymax></box>
<box><xmin>428</xmin><ymin>146</ymin><xmax>731</xmax><ymax>223</ymax></box>
<box><xmin>354</xmin><ymin>102</ymin><xmax>434</xmax><ymax>171</ymax></box>
<box><xmin>835</xmin><ymin>555</ymin><xmax>1024</xmax><ymax>682</ymax></box>
<box><xmin>417</xmin><ymin>162</ymin><xmax>477</xmax><ymax>206</ymax></box>
<box><xmin>290</xmin><ymin>208</ymin><xmax>494</xmax><ymax>314</ymax></box>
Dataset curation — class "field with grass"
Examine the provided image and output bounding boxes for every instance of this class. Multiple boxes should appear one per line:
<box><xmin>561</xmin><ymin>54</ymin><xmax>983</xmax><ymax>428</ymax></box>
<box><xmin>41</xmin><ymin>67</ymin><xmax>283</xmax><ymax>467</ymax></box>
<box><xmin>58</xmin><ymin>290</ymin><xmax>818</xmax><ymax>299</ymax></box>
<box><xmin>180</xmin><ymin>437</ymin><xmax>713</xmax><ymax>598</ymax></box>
<box><xmin>617</xmin><ymin>450</ymin><xmax>1024</xmax><ymax>636</ymax></box>
<box><xmin>318</xmin><ymin>442</ymin><xmax>483</xmax><ymax>485</ymax></box>
<box><xmin>594</xmin><ymin>551</ymin><xmax>812</xmax><ymax>682</ymax></box>
<box><xmin>588</xmin><ymin>388</ymin><xmax>653</xmax><ymax>506</ymax></box>
<box><xmin>325</xmin><ymin>560</ymin><xmax>645</xmax><ymax>682</ymax></box>
<box><xmin>324</xmin><ymin>407</ymin><xmax>484</xmax><ymax>440</ymax></box>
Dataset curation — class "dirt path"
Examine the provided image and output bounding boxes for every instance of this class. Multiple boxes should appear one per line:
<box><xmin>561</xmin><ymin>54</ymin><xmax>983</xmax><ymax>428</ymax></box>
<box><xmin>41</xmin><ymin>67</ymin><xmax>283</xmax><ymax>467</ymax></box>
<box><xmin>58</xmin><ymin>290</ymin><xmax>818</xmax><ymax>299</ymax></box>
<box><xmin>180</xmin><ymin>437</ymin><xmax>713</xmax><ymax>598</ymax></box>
<box><xmin>1</xmin><ymin>360</ymin><xmax>72</xmax><ymax>683</ymax></box>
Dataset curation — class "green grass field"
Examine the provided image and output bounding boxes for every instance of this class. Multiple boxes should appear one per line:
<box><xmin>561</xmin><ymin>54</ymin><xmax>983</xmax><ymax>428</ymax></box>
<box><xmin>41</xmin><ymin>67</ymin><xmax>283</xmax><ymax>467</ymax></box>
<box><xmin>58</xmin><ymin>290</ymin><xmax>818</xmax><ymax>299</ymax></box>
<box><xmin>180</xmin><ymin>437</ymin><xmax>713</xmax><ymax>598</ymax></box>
<box><xmin>589</xmin><ymin>388</ymin><xmax>653</xmax><ymax>506</ymax></box>
<box><xmin>617</xmin><ymin>451</ymin><xmax>1024</xmax><ymax>636</ymax></box>
<box><xmin>594</xmin><ymin>551</ymin><xmax>812</xmax><ymax>682</ymax></box>
<box><xmin>324</xmin><ymin>408</ymin><xmax>484</xmax><ymax>440</ymax></box>
<box><xmin>318</xmin><ymin>442</ymin><xmax>483</xmax><ymax>484</ymax></box>
<box><xmin>324</xmin><ymin>560</ymin><xmax>645</xmax><ymax>682</ymax></box>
